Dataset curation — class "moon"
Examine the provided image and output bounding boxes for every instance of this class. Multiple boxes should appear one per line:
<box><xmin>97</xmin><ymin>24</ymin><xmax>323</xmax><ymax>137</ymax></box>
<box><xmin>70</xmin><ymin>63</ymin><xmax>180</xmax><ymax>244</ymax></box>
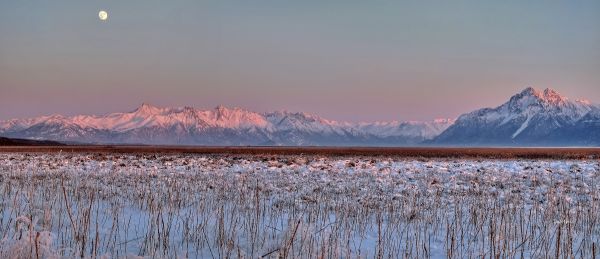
<box><xmin>98</xmin><ymin>10</ymin><xmax>108</xmax><ymax>21</ymax></box>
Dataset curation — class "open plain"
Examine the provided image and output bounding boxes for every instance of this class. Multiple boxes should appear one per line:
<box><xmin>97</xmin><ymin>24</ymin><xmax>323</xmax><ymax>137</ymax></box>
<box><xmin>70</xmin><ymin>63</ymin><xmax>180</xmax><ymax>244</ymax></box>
<box><xmin>0</xmin><ymin>147</ymin><xmax>599</xmax><ymax>258</ymax></box>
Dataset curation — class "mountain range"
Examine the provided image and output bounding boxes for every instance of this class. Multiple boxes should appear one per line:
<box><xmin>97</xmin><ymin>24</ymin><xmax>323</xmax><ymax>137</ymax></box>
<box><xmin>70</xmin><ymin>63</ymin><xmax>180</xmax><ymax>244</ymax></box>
<box><xmin>432</xmin><ymin>87</ymin><xmax>599</xmax><ymax>146</ymax></box>
<box><xmin>1</xmin><ymin>87</ymin><xmax>598</xmax><ymax>146</ymax></box>
<box><xmin>0</xmin><ymin>103</ymin><xmax>454</xmax><ymax>146</ymax></box>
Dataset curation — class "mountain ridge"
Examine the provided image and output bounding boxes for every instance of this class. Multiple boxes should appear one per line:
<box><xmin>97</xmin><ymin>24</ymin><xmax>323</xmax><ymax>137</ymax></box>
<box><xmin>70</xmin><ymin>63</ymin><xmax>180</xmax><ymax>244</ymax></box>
<box><xmin>1</xmin><ymin>87</ymin><xmax>598</xmax><ymax>146</ymax></box>
<box><xmin>431</xmin><ymin>87</ymin><xmax>599</xmax><ymax>146</ymax></box>
<box><xmin>0</xmin><ymin>104</ymin><xmax>454</xmax><ymax>146</ymax></box>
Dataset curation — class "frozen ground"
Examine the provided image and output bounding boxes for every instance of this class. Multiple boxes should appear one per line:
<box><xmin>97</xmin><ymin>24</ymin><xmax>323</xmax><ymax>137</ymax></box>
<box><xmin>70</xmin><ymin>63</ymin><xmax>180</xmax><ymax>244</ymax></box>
<box><xmin>0</xmin><ymin>153</ymin><xmax>599</xmax><ymax>258</ymax></box>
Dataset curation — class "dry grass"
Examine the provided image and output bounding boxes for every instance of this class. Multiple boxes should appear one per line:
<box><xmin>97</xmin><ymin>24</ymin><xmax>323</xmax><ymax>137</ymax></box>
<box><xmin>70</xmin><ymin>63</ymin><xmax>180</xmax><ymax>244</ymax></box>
<box><xmin>0</xmin><ymin>152</ymin><xmax>598</xmax><ymax>258</ymax></box>
<box><xmin>0</xmin><ymin>146</ymin><xmax>599</xmax><ymax>159</ymax></box>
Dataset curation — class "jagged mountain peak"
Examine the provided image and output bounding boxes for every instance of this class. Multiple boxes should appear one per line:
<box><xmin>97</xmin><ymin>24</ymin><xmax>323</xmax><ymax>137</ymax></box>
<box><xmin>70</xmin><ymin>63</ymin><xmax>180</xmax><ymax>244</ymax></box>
<box><xmin>510</xmin><ymin>87</ymin><xmax>592</xmax><ymax>117</ymax></box>
<box><xmin>214</xmin><ymin>104</ymin><xmax>240</xmax><ymax>112</ymax></box>
<box><xmin>509</xmin><ymin>87</ymin><xmax>569</xmax><ymax>108</ymax></box>
<box><xmin>265</xmin><ymin>110</ymin><xmax>343</xmax><ymax>128</ymax></box>
<box><xmin>540</xmin><ymin>88</ymin><xmax>568</xmax><ymax>105</ymax></box>
<box><xmin>3</xmin><ymin>87</ymin><xmax>597</xmax><ymax>146</ymax></box>
<box><xmin>520</xmin><ymin>86</ymin><xmax>540</xmax><ymax>96</ymax></box>
<box><xmin>519</xmin><ymin>86</ymin><xmax>561</xmax><ymax>98</ymax></box>
<box><xmin>496</xmin><ymin>87</ymin><xmax>595</xmax><ymax>121</ymax></box>
<box><xmin>433</xmin><ymin>87</ymin><xmax>599</xmax><ymax>146</ymax></box>
<box><xmin>138</xmin><ymin>102</ymin><xmax>158</xmax><ymax>110</ymax></box>
<box><xmin>0</xmin><ymin>104</ymin><xmax>453</xmax><ymax>145</ymax></box>
<box><xmin>133</xmin><ymin>103</ymin><xmax>166</xmax><ymax>116</ymax></box>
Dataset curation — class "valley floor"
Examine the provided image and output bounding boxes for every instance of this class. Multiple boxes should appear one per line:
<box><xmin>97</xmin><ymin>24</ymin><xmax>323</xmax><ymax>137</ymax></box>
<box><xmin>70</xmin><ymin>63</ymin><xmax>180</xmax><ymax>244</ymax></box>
<box><xmin>0</xmin><ymin>152</ymin><xmax>599</xmax><ymax>258</ymax></box>
<box><xmin>1</xmin><ymin>145</ymin><xmax>599</xmax><ymax>159</ymax></box>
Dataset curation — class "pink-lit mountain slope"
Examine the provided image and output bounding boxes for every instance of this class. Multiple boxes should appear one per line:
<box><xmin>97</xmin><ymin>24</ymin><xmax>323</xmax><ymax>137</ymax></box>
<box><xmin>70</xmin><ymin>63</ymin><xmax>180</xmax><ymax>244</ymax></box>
<box><xmin>0</xmin><ymin>104</ymin><xmax>453</xmax><ymax>146</ymax></box>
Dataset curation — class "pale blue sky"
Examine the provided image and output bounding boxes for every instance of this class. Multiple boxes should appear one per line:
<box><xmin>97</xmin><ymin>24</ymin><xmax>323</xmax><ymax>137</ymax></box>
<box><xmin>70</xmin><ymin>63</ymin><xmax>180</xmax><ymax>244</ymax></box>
<box><xmin>1</xmin><ymin>1</ymin><xmax>599</xmax><ymax>121</ymax></box>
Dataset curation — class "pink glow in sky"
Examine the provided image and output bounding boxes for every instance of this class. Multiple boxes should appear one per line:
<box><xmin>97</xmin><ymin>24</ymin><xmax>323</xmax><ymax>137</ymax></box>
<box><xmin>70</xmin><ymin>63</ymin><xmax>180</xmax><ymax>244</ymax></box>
<box><xmin>1</xmin><ymin>1</ymin><xmax>599</xmax><ymax>122</ymax></box>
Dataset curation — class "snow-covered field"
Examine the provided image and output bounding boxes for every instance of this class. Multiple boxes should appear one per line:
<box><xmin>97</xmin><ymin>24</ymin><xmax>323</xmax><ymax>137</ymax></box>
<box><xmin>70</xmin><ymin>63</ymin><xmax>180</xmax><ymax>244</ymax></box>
<box><xmin>0</xmin><ymin>153</ymin><xmax>599</xmax><ymax>258</ymax></box>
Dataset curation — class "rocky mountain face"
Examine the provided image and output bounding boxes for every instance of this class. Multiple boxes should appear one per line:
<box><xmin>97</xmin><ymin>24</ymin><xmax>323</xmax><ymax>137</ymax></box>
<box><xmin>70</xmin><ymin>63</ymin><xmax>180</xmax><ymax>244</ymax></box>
<box><xmin>2</xmin><ymin>87</ymin><xmax>598</xmax><ymax>146</ymax></box>
<box><xmin>0</xmin><ymin>104</ymin><xmax>453</xmax><ymax>146</ymax></box>
<box><xmin>431</xmin><ymin>87</ymin><xmax>599</xmax><ymax>146</ymax></box>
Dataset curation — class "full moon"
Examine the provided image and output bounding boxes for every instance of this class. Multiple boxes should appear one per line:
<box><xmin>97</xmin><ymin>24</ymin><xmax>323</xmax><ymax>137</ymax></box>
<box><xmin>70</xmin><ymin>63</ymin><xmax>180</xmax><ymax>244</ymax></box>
<box><xmin>98</xmin><ymin>10</ymin><xmax>108</xmax><ymax>21</ymax></box>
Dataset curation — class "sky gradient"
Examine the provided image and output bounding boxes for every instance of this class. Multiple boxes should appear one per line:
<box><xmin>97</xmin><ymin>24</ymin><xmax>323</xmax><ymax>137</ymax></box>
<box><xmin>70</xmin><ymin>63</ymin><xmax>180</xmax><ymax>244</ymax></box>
<box><xmin>1</xmin><ymin>1</ymin><xmax>599</xmax><ymax>122</ymax></box>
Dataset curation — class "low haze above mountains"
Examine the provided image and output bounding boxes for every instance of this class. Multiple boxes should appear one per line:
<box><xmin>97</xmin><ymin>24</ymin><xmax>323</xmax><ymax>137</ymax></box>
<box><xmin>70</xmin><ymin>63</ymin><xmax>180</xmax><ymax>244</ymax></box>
<box><xmin>1</xmin><ymin>88</ymin><xmax>598</xmax><ymax>146</ymax></box>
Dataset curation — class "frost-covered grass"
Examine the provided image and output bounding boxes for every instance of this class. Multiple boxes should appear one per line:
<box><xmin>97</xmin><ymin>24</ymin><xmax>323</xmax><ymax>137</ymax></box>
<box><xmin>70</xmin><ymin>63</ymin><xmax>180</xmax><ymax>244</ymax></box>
<box><xmin>0</xmin><ymin>153</ymin><xmax>599</xmax><ymax>258</ymax></box>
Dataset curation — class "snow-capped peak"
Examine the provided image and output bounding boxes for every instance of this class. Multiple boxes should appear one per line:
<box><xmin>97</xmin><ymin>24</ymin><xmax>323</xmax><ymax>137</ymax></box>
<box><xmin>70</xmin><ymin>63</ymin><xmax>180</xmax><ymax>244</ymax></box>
<box><xmin>505</xmin><ymin>87</ymin><xmax>586</xmax><ymax>114</ymax></box>
<box><xmin>541</xmin><ymin>88</ymin><xmax>567</xmax><ymax>104</ymax></box>
<box><xmin>0</xmin><ymin>104</ymin><xmax>455</xmax><ymax>145</ymax></box>
<box><xmin>516</xmin><ymin>87</ymin><xmax>565</xmax><ymax>101</ymax></box>
<box><xmin>134</xmin><ymin>103</ymin><xmax>164</xmax><ymax>114</ymax></box>
<box><xmin>436</xmin><ymin>86</ymin><xmax>599</xmax><ymax>144</ymax></box>
<box><xmin>3</xmin><ymin>87</ymin><xmax>597</xmax><ymax>146</ymax></box>
<box><xmin>202</xmin><ymin>105</ymin><xmax>269</xmax><ymax>128</ymax></box>
<box><xmin>520</xmin><ymin>86</ymin><xmax>541</xmax><ymax>96</ymax></box>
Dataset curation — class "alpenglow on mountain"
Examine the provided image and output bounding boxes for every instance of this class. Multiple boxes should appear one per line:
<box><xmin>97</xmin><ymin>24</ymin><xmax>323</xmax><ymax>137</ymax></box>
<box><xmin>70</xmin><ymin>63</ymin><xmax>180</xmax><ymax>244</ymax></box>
<box><xmin>1</xmin><ymin>87</ymin><xmax>598</xmax><ymax>146</ymax></box>
<box><xmin>0</xmin><ymin>105</ymin><xmax>453</xmax><ymax>146</ymax></box>
<box><xmin>431</xmin><ymin>87</ymin><xmax>600</xmax><ymax>146</ymax></box>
